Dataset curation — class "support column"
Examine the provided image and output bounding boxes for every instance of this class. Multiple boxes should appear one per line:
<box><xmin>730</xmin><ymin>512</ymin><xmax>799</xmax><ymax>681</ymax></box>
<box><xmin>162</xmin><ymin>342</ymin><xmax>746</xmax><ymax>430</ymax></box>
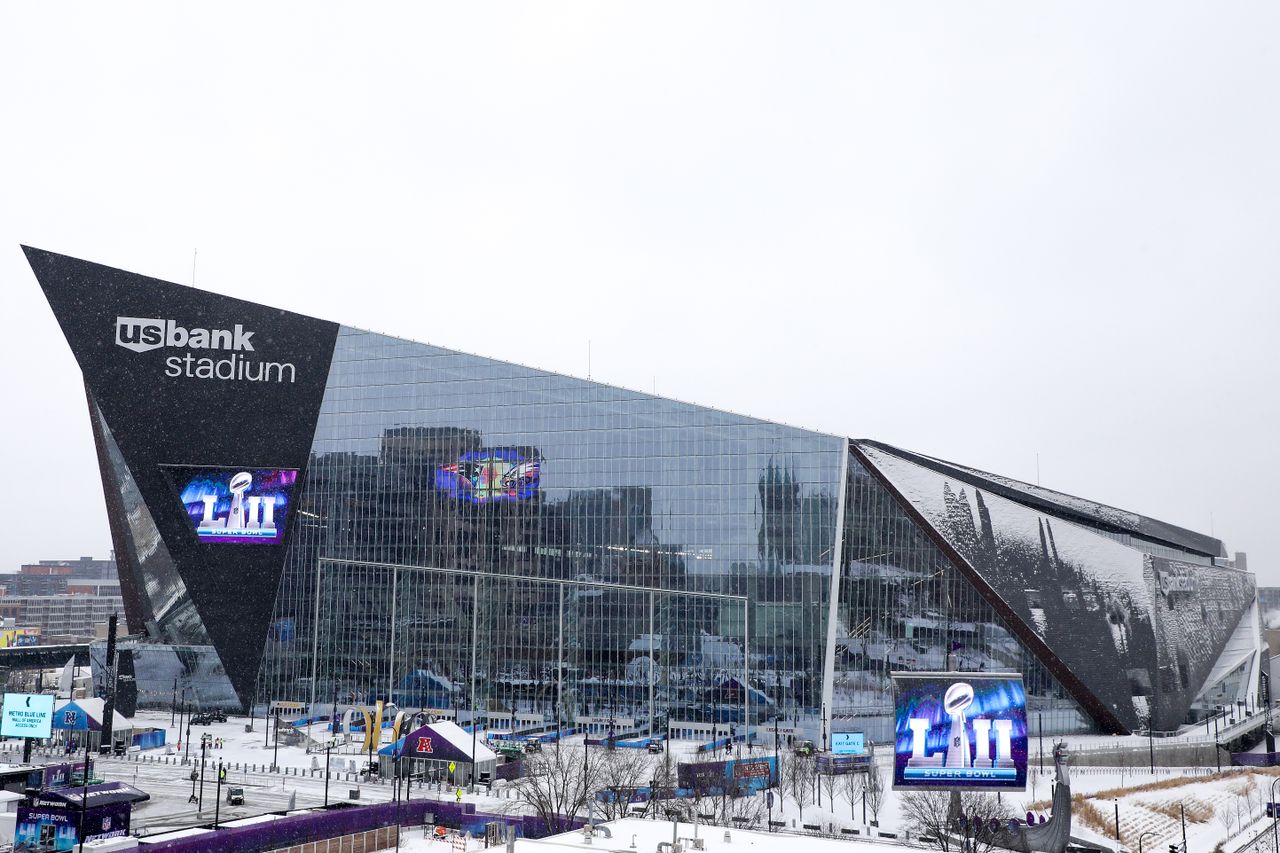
<box><xmin>820</xmin><ymin>441</ymin><xmax>850</xmax><ymax>740</ymax></box>
<box><xmin>388</xmin><ymin>567</ymin><xmax>398</xmax><ymax>705</ymax></box>
<box><xmin>471</xmin><ymin>575</ymin><xmax>480</xmax><ymax>730</ymax></box>
<box><xmin>648</xmin><ymin>592</ymin><xmax>656</xmax><ymax>735</ymax></box>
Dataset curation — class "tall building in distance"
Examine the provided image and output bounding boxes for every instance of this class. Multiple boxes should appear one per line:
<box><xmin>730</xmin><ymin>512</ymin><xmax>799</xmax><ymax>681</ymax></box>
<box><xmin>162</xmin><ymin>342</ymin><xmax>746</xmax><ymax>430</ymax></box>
<box><xmin>24</xmin><ymin>247</ymin><xmax>1262</xmax><ymax>737</ymax></box>
<box><xmin>0</xmin><ymin>555</ymin><xmax>124</xmax><ymax>643</ymax></box>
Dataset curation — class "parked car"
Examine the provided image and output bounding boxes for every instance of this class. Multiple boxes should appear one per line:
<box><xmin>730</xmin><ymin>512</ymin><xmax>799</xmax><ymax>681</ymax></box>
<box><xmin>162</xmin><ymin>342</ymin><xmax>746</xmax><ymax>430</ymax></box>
<box><xmin>495</xmin><ymin>743</ymin><xmax>524</xmax><ymax>761</ymax></box>
<box><xmin>793</xmin><ymin>740</ymin><xmax>816</xmax><ymax>757</ymax></box>
<box><xmin>523</xmin><ymin>738</ymin><xmax>543</xmax><ymax>753</ymax></box>
<box><xmin>646</xmin><ymin>740</ymin><xmax>663</xmax><ymax>754</ymax></box>
<box><xmin>191</xmin><ymin>713</ymin><xmax>212</xmax><ymax>725</ymax></box>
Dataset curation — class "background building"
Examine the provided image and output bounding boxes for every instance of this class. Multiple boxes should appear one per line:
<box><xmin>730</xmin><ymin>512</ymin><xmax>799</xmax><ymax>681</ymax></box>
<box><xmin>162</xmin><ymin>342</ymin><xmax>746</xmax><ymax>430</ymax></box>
<box><xmin>0</xmin><ymin>555</ymin><xmax>124</xmax><ymax>643</ymax></box>
<box><xmin>25</xmin><ymin>247</ymin><xmax>1263</xmax><ymax>736</ymax></box>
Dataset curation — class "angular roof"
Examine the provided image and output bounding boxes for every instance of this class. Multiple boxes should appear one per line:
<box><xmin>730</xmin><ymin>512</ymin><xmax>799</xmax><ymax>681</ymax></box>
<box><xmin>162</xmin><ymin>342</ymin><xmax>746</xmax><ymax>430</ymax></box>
<box><xmin>858</xmin><ymin>440</ymin><xmax>1226</xmax><ymax>559</ymax></box>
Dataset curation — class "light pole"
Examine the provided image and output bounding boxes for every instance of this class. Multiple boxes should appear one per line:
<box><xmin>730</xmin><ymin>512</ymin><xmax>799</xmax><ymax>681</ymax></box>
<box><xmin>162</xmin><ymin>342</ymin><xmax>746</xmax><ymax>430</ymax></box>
<box><xmin>272</xmin><ymin>712</ymin><xmax>280</xmax><ymax>772</ymax></box>
<box><xmin>198</xmin><ymin>736</ymin><xmax>208</xmax><ymax>814</ymax></box>
<box><xmin>325</xmin><ymin>740</ymin><xmax>332</xmax><ymax>806</ymax></box>
<box><xmin>214</xmin><ymin>761</ymin><xmax>224</xmax><ymax>827</ymax></box>
<box><xmin>1138</xmin><ymin>830</ymin><xmax>1155</xmax><ymax>853</ymax></box>
<box><xmin>1114</xmin><ymin>798</ymin><xmax>1120</xmax><ymax>841</ymax></box>
<box><xmin>1147</xmin><ymin>714</ymin><xmax>1155</xmax><ymax>773</ymax></box>
<box><xmin>1270</xmin><ymin>776</ymin><xmax>1280</xmax><ymax>853</ymax></box>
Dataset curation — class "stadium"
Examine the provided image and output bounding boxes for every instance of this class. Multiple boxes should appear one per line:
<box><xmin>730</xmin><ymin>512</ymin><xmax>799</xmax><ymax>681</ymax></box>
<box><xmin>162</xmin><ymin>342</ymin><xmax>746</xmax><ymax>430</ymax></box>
<box><xmin>24</xmin><ymin>246</ymin><xmax>1262</xmax><ymax>741</ymax></box>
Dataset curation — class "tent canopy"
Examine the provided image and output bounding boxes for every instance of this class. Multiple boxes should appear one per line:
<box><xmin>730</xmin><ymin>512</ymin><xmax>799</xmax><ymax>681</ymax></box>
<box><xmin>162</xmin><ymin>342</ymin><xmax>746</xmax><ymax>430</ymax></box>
<box><xmin>51</xmin><ymin>699</ymin><xmax>101</xmax><ymax>732</ymax></box>
<box><xmin>35</xmin><ymin>781</ymin><xmax>150</xmax><ymax>808</ymax></box>
<box><xmin>380</xmin><ymin>719</ymin><xmax>497</xmax><ymax>764</ymax></box>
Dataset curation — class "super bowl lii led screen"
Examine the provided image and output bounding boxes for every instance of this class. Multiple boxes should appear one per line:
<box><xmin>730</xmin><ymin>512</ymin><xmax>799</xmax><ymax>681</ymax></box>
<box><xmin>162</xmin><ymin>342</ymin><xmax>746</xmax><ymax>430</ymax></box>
<box><xmin>168</xmin><ymin>467</ymin><xmax>298</xmax><ymax>545</ymax></box>
<box><xmin>435</xmin><ymin>449</ymin><xmax>541</xmax><ymax>504</ymax></box>
<box><xmin>892</xmin><ymin>672</ymin><xmax>1028</xmax><ymax>790</ymax></box>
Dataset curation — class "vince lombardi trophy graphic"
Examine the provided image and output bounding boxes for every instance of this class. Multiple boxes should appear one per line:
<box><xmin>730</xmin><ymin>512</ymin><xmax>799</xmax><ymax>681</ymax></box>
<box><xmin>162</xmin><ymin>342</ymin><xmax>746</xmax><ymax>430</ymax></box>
<box><xmin>943</xmin><ymin>681</ymin><xmax>974</xmax><ymax>768</ymax></box>
<box><xmin>225</xmin><ymin>471</ymin><xmax>252</xmax><ymax>531</ymax></box>
<box><xmin>195</xmin><ymin>470</ymin><xmax>278</xmax><ymax>539</ymax></box>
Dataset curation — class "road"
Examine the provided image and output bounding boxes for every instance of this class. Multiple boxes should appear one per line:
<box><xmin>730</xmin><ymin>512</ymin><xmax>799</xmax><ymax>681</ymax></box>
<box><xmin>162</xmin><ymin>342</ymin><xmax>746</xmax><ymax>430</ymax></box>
<box><xmin>89</xmin><ymin>753</ymin><xmax>401</xmax><ymax>834</ymax></box>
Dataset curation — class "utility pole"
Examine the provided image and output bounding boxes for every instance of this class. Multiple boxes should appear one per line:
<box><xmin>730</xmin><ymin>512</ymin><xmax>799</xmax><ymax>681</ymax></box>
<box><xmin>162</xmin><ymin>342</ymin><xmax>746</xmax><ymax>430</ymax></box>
<box><xmin>215</xmin><ymin>761</ymin><xmax>224</xmax><ymax>827</ymax></box>
<box><xmin>198</xmin><ymin>737</ymin><xmax>207</xmax><ymax>814</ymax></box>
<box><xmin>171</xmin><ymin>678</ymin><xmax>178</xmax><ymax>727</ymax></box>
<box><xmin>75</xmin><ymin>718</ymin><xmax>91</xmax><ymax>853</ymax></box>
<box><xmin>325</xmin><ymin>740</ymin><xmax>332</xmax><ymax>806</ymax></box>
<box><xmin>273</xmin><ymin>712</ymin><xmax>280</xmax><ymax>772</ymax></box>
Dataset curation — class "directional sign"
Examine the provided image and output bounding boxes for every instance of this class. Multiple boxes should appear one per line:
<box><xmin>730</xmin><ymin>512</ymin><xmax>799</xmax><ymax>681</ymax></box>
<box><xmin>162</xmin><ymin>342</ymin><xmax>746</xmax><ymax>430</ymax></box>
<box><xmin>1</xmin><ymin>694</ymin><xmax>53</xmax><ymax>738</ymax></box>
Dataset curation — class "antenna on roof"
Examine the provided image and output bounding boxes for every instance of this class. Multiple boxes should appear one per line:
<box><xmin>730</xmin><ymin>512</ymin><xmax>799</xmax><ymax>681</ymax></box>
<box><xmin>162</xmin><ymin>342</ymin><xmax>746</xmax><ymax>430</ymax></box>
<box><xmin>1036</xmin><ymin>453</ymin><xmax>1040</xmax><ymax>486</ymax></box>
<box><xmin>191</xmin><ymin>248</ymin><xmax>198</xmax><ymax>287</ymax></box>
<box><xmin>587</xmin><ymin>340</ymin><xmax>592</xmax><ymax>380</ymax></box>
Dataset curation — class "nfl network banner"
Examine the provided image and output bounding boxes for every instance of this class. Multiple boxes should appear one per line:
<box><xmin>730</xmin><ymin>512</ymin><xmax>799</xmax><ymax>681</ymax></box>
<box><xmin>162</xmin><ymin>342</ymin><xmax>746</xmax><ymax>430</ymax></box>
<box><xmin>891</xmin><ymin>671</ymin><xmax>1028</xmax><ymax>791</ymax></box>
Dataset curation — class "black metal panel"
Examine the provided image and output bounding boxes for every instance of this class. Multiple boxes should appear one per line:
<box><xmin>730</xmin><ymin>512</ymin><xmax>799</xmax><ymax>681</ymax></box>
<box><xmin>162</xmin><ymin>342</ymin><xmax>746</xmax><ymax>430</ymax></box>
<box><xmin>23</xmin><ymin>247</ymin><xmax>339</xmax><ymax>707</ymax></box>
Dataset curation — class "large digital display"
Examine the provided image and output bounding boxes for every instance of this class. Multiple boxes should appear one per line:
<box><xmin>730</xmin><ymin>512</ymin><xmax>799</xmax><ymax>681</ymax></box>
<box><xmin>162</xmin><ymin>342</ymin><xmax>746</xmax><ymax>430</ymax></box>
<box><xmin>892</xmin><ymin>672</ymin><xmax>1027</xmax><ymax>790</ymax></box>
<box><xmin>436</xmin><ymin>449</ymin><xmax>540</xmax><ymax>504</ymax></box>
<box><xmin>831</xmin><ymin>732</ymin><xmax>865</xmax><ymax>755</ymax></box>
<box><xmin>168</xmin><ymin>466</ymin><xmax>298</xmax><ymax>544</ymax></box>
<box><xmin>2</xmin><ymin>693</ymin><xmax>54</xmax><ymax>739</ymax></box>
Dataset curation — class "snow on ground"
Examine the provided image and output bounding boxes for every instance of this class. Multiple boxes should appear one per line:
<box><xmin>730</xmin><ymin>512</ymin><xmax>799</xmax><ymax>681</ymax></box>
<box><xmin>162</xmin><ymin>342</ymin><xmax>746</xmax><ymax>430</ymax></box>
<box><xmin>16</xmin><ymin>708</ymin><xmax>1280</xmax><ymax>852</ymax></box>
<box><xmin>393</xmin><ymin>818</ymin><xmax>909</xmax><ymax>853</ymax></box>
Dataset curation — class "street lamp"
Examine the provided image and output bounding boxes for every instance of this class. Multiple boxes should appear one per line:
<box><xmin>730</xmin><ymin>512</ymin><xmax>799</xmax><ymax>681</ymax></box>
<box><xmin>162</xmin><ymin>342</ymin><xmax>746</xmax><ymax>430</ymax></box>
<box><xmin>214</xmin><ymin>761</ymin><xmax>224</xmax><ymax>827</ymax></box>
<box><xmin>1270</xmin><ymin>776</ymin><xmax>1280</xmax><ymax>853</ymax></box>
<box><xmin>198</xmin><ymin>736</ymin><xmax>208</xmax><ymax>814</ymax></box>
<box><xmin>325</xmin><ymin>739</ymin><xmax>333</xmax><ymax>806</ymax></box>
<box><xmin>1138</xmin><ymin>830</ymin><xmax>1155</xmax><ymax>853</ymax></box>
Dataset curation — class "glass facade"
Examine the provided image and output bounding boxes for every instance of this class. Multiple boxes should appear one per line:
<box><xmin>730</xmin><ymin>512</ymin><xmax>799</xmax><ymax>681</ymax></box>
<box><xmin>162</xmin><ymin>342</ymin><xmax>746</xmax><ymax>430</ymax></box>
<box><xmin>260</xmin><ymin>328</ymin><xmax>846</xmax><ymax>728</ymax></box>
<box><xmin>26</xmin><ymin>247</ymin><xmax>1255</xmax><ymax>738</ymax></box>
<box><xmin>830</xmin><ymin>452</ymin><xmax>1091</xmax><ymax>742</ymax></box>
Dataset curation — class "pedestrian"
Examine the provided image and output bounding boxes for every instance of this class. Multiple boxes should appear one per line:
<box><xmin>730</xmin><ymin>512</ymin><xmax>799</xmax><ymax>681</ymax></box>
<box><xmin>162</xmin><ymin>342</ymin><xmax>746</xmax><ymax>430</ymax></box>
<box><xmin>456</xmin><ymin>786</ymin><xmax>463</xmax><ymax>803</ymax></box>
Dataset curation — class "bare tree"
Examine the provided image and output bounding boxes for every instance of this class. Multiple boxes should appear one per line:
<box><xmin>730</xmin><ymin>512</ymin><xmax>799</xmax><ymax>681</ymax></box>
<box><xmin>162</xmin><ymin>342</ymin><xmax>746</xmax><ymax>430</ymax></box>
<box><xmin>899</xmin><ymin>789</ymin><xmax>957</xmax><ymax>850</ymax></box>
<box><xmin>900</xmin><ymin>789</ymin><xmax>1011</xmax><ymax>852</ymax></box>
<box><xmin>864</xmin><ymin>762</ymin><xmax>885</xmax><ymax>825</ymax></box>
<box><xmin>820</xmin><ymin>767</ymin><xmax>838</xmax><ymax>814</ymax></box>
<box><xmin>773</xmin><ymin>749</ymin><xmax>793</xmax><ymax>812</ymax></box>
<box><xmin>1215</xmin><ymin>802</ymin><xmax>1234</xmax><ymax>839</ymax></box>
<box><xmin>510</xmin><ymin>745</ymin><xmax>603</xmax><ymax>834</ymax></box>
<box><xmin>594</xmin><ymin>748</ymin><xmax>656</xmax><ymax>820</ymax></box>
<box><xmin>841</xmin><ymin>770</ymin><xmax>865</xmax><ymax>822</ymax></box>
<box><xmin>785</xmin><ymin>753</ymin><xmax>814</xmax><ymax>811</ymax></box>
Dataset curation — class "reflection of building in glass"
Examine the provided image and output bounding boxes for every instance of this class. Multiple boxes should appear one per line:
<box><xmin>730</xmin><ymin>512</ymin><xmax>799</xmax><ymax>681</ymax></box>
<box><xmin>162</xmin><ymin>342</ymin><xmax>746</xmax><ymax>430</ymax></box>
<box><xmin>25</xmin><ymin>247</ymin><xmax>1262</xmax><ymax>737</ymax></box>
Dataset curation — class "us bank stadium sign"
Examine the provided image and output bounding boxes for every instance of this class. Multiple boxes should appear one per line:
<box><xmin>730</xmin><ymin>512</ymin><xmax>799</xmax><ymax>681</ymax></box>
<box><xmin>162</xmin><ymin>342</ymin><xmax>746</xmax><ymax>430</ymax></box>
<box><xmin>115</xmin><ymin>316</ymin><xmax>297</xmax><ymax>383</ymax></box>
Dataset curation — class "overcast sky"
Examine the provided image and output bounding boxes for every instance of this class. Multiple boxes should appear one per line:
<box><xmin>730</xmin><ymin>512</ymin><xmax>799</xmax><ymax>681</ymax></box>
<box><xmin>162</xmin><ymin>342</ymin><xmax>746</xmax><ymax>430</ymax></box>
<box><xmin>2</xmin><ymin>3</ymin><xmax>1277</xmax><ymax>581</ymax></box>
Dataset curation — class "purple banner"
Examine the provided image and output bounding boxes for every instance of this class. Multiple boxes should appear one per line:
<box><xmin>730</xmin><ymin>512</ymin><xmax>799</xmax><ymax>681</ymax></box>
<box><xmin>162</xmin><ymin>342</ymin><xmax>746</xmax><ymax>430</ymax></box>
<box><xmin>135</xmin><ymin>799</ymin><xmax>585</xmax><ymax>852</ymax></box>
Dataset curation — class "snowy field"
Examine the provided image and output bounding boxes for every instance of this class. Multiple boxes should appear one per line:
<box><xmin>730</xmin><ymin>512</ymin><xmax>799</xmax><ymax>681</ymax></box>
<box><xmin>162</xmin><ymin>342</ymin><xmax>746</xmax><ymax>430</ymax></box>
<box><xmin>10</xmin><ymin>710</ymin><xmax>1280</xmax><ymax>852</ymax></box>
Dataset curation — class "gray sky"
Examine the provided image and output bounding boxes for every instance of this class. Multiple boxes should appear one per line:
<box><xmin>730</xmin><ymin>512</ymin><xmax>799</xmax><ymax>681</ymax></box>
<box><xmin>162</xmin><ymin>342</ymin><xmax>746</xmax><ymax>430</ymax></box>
<box><xmin>3</xmin><ymin>3</ymin><xmax>1277</xmax><ymax>581</ymax></box>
